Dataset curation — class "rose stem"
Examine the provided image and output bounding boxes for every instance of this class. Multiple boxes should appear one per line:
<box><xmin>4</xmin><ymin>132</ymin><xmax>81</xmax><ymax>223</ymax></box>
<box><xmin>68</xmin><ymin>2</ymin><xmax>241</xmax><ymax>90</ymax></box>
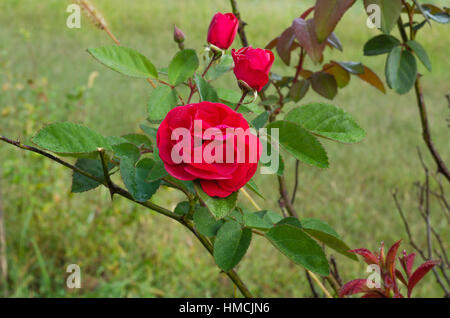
<box><xmin>234</xmin><ymin>91</ymin><xmax>248</xmax><ymax>111</ymax></box>
<box><xmin>240</xmin><ymin>188</ymin><xmax>333</xmax><ymax>298</ymax></box>
<box><xmin>0</xmin><ymin>136</ymin><xmax>254</xmax><ymax>298</ymax></box>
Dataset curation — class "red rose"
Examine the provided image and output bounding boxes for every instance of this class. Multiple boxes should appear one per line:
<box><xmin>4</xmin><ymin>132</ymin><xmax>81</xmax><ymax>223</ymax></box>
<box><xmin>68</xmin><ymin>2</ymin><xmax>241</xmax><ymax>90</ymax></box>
<box><xmin>231</xmin><ymin>47</ymin><xmax>275</xmax><ymax>91</ymax></box>
<box><xmin>157</xmin><ymin>102</ymin><xmax>261</xmax><ymax>198</ymax></box>
<box><xmin>207</xmin><ymin>12</ymin><xmax>239</xmax><ymax>50</ymax></box>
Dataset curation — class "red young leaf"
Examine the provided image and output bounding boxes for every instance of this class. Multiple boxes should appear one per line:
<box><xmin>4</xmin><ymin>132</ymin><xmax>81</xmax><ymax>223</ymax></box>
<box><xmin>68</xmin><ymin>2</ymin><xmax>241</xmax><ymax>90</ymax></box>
<box><xmin>361</xmin><ymin>291</ymin><xmax>386</xmax><ymax>298</ymax></box>
<box><xmin>314</xmin><ymin>0</ymin><xmax>356</xmax><ymax>42</ymax></box>
<box><xmin>395</xmin><ymin>269</ymin><xmax>408</xmax><ymax>286</ymax></box>
<box><xmin>407</xmin><ymin>260</ymin><xmax>439</xmax><ymax>297</ymax></box>
<box><xmin>339</xmin><ymin>279</ymin><xmax>368</xmax><ymax>297</ymax></box>
<box><xmin>399</xmin><ymin>250</ymin><xmax>415</xmax><ymax>278</ymax></box>
<box><xmin>349</xmin><ymin>248</ymin><xmax>379</xmax><ymax>265</ymax></box>
<box><xmin>265</xmin><ymin>37</ymin><xmax>278</xmax><ymax>50</ymax></box>
<box><xmin>386</xmin><ymin>240</ymin><xmax>402</xmax><ymax>282</ymax></box>
<box><xmin>379</xmin><ymin>241</ymin><xmax>385</xmax><ymax>266</ymax></box>
<box><xmin>292</xmin><ymin>18</ymin><xmax>326</xmax><ymax>63</ymax></box>
<box><xmin>276</xmin><ymin>27</ymin><xmax>296</xmax><ymax>65</ymax></box>
<box><xmin>323</xmin><ymin>62</ymin><xmax>350</xmax><ymax>88</ymax></box>
<box><xmin>356</xmin><ymin>66</ymin><xmax>386</xmax><ymax>93</ymax></box>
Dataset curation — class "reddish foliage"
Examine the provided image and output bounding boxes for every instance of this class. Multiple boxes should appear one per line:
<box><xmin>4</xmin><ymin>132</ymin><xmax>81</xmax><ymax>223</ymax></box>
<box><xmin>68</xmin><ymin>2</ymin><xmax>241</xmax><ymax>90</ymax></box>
<box><xmin>338</xmin><ymin>279</ymin><xmax>368</xmax><ymax>298</ymax></box>
<box><xmin>407</xmin><ymin>260</ymin><xmax>440</xmax><ymax>298</ymax></box>
<box><xmin>340</xmin><ymin>241</ymin><xmax>438</xmax><ymax>298</ymax></box>
<box><xmin>348</xmin><ymin>248</ymin><xmax>379</xmax><ymax>265</ymax></box>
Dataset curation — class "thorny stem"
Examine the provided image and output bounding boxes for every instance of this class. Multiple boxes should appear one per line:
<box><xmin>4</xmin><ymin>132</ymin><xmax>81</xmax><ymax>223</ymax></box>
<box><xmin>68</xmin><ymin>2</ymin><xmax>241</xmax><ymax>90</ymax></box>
<box><xmin>0</xmin><ymin>165</ymin><xmax>7</xmax><ymax>297</ymax></box>
<box><xmin>0</xmin><ymin>136</ymin><xmax>254</xmax><ymax>298</ymax></box>
<box><xmin>182</xmin><ymin>221</ymin><xmax>253</xmax><ymax>298</ymax></box>
<box><xmin>234</xmin><ymin>91</ymin><xmax>248</xmax><ymax>111</ymax></box>
<box><xmin>292</xmin><ymin>48</ymin><xmax>305</xmax><ymax>85</ymax></box>
<box><xmin>229</xmin><ymin>0</ymin><xmax>249</xmax><ymax>47</ymax></box>
<box><xmin>397</xmin><ymin>18</ymin><xmax>449</xmax><ymax>182</ymax></box>
<box><xmin>240</xmin><ymin>187</ymin><xmax>333</xmax><ymax>298</ymax></box>
<box><xmin>291</xmin><ymin>160</ymin><xmax>300</xmax><ymax>205</ymax></box>
<box><xmin>202</xmin><ymin>54</ymin><xmax>220</xmax><ymax>78</ymax></box>
<box><xmin>278</xmin><ymin>176</ymin><xmax>298</xmax><ymax>218</ymax></box>
<box><xmin>186</xmin><ymin>79</ymin><xmax>196</xmax><ymax>105</ymax></box>
<box><xmin>98</xmin><ymin>148</ymin><xmax>114</xmax><ymax>199</ymax></box>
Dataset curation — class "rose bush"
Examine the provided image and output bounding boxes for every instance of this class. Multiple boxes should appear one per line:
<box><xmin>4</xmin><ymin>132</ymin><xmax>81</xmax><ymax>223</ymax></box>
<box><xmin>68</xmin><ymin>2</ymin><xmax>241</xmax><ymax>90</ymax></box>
<box><xmin>232</xmin><ymin>47</ymin><xmax>274</xmax><ymax>92</ymax></box>
<box><xmin>157</xmin><ymin>101</ymin><xmax>261</xmax><ymax>198</ymax></box>
<box><xmin>2</xmin><ymin>0</ymin><xmax>444</xmax><ymax>299</ymax></box>
<box><xmin>207</xmin><ymin>12</ymin><xmax>239</xmax><ymax>50</ymax></box>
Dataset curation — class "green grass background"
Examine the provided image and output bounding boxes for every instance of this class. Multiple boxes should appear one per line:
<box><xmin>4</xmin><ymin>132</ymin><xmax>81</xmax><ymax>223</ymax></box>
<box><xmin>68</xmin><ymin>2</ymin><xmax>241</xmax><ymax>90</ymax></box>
<box><xmin>0</xmin><ymin>0</ymin><xmax>448</xmax><ymax>297</ymax></box>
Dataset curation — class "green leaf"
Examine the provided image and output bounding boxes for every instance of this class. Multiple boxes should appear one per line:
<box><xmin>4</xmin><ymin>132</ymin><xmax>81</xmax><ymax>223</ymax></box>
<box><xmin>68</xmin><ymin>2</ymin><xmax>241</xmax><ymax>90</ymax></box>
<box><xmin>139</xmin><ymin>125</ymin><xmax>158</xmax><ymax>142</ymax></box>
<box><xmin>87</xmin><ymin>46</ymin><xmax>157</xmax><ymax>78</ymax></box>
<box><xmin>148</xmin><ymin>86</ymin><xmax>178</xmax><ymax>121</ymax></box>
<box><xmin>227</xmin><ymin>208</ymin><xmax>244</xmax><ymax>225</ymax></box>
<box><xmin>277</xmin><ymin>217</ymin><xmax>303</xmax><ymax>228</ymax></box>
<box><xmin>112</xmin><ymin>143</ymin><xmax>140</xmax><ymax>162</ymax></box>
<box><xmin>245</xmin><ymin>179</ymin><xmax>265</xmax><ymax>200</ymax></box>
<box><xmin>265</xmin><ymin>224</ymin><xmax>329</xmax><ymax>276</ymax></box>
<box><xmin>386</xmin><ymin>46</ymin><xmax>417</xmax><ymax>94</ymax></box>
<box><xmin>213</xmin><ymin>220</ymin><xmax>252</xmax><ymax>271</ymax></box>
<box><xmin>290</xmin><ymin>79</ymin><xmax>310</xmax><ymax>102</ymax></box>
<box><xmin>71</xmin><ymin>158</ymin><xmax>114</xmax><ymax>193</ymax></box>
<box><xmin>260</xmin><ymin>137</ymin><xmax>285</xmax><ymax>175</ymax></box>
<box><xmin>363</xmin><ymin>35</ymin><xmax>401</xmax><ymax>56</ymax></box>
<box><xmin>267</xmin><ymin>121</ymin><xmax>329</xmax><ymax>168</ymax></box>
<box><xmin>174</xmin><ymin>201</ymin><xmax>190</xmax><ymax>216</ymax></box>
<box><xmin>32</xmin><ymin>122</ymin><xmax>111</xmax><ymax>156</ymax></box>
<box><xmin>120</xmin><ymin>157</ymin><xmax>160</xmax><ymax>202</ymax></box>
<box><xmin>243</xmin><ymin>211</ymin><xmax>274</xmax><ymax>230</ymax></box>
<box><xmin>427</xmin><ymin>12</ymin><xmax>450</xmax><ymax>24</ymax></box>
<box><xmin>243</xmin><ymin>210</ymin><xmax>284</xmax><ymax>231</ymax></box>
<box><xmin>327</xmin><ymin>32</ymin><xmax>343</xmax><ymax>51</ymax></box>
<box><xmin>194</xmin><ymin>74</ymin><xmax>219</xmax><ymax>102</ymax></box>
<box><xmin>422</xmin><ymin>4</ymin><xmax>450</xmax><ymax>24</ymax></box>
<box><xmin>251</xmin><ymin>111</ymin><xmax>269</xmax><ymax>130</ymax></box>
<box><xmin>168</xmin><ymin>49</ymin><xmax>199</xmax><ymax>86</ymax></box>
<box><xmin>301</xmin><ymin>218</ymin><xmax>358</xmax><ymax>261</ymax></box>
<box><xmin>106</xmin><ymin>136</ymin><xmax>128</xmax><ymax>146</ymax></box>
<box><xmin>256</xmin><ymin>210</ymin><xmax>284</xmax><ymax>225</ymax></box>
<box><xmin>195</xmin><ymin>183</ymin><xmax>238</xmax><ymax>219</ymax></box>
<box><xmin>407</xmin><ymin>40</ymin><xmax>432</xmax><ymax>72</ymax></box>
<box><xmin>285</xmin><ymin>103</ymin><xmax>365</xmax><ymax>143</ymax></box>
<box><xmin>335</xmin><ymin>61</ymin><xmax>364</xmax><ymax>75</ymax></box>
<box><xmin>310</xmin><ymin>72</ymin><xmax>338</xmax><ymax>100</ymax></box>
<box><xmin>146</xmin><ymin>158</ymin><xmax>168</xmax><ymax>182</ymax></box>
<box><xmin>205</xmin><ymin>55</ymin><xmax>233</xmax><ymax>81</ymax></box>
<box><xmin>216</xmin><ymin>87</ymin><xmax>257</xmax><ymax>105</ymax></box>
<box><xmin>364</xmin><ymin>0</ymin><xmax>403</xmax><ymax>34</ymax></box>
<box><xmin>194</xmin><ymin>207</ymin><xmax>224</xmax><ymax>237</ymax></box>
<box><xmin>121</xmin><ymin>134</ymin><xmax>152</xmax><ymax>149</ymax></box>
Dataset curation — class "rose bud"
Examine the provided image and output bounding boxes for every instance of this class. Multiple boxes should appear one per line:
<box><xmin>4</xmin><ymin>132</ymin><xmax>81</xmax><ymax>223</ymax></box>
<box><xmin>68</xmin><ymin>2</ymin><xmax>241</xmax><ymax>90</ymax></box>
<box><xmin>207</xmin><ymin>12</ymin><xmax>239</xmax><ymax>50</ymax></box>
<box><xmin>157</xmin><ymin>102</ymin><xmax>261</xmax><ymax>198</ymax></box>
<box><xmin>231</xmin><ymin>47</ymin><xmax>275</xmax><ymax>92</ymax></box>
<box><xmin>173</xmin><ymin>24</ymin><xmax>185</xmax><ymax>43</ymax></box>
<box><xmin>173</xmin><ymin>24</ymin><xmax>185</xmax><ymax>50</ymax></box>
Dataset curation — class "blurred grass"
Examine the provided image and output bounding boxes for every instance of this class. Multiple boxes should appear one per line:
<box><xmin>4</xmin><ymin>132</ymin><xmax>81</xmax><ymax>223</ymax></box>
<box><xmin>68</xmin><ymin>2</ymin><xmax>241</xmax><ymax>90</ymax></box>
<box><xmin>0</xmin><ymin>0</ymin><xmax>448</xmax><ymax>297</ymax></box>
